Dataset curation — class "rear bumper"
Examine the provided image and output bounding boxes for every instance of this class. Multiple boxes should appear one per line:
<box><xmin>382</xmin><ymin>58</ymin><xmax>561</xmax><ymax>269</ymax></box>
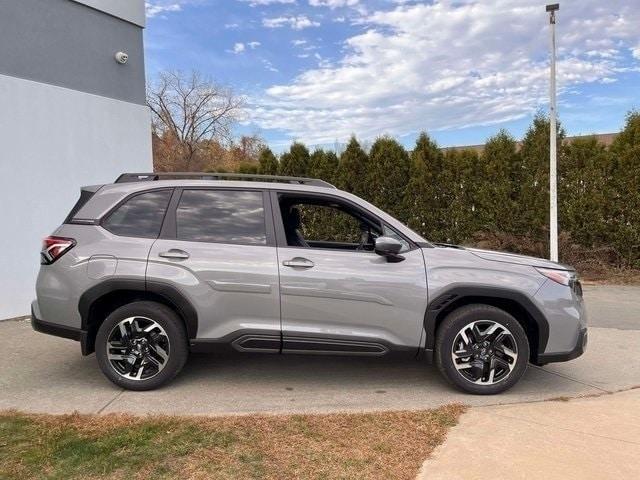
<box><xmin>536</xmin><ymin>328</ymin><xmax>587</xmax><ymax>364</ymax></box>
<box><xmin>31</xmin><ymin>304</ymin><xmax>91</xmax><ymax>355</ymax></box>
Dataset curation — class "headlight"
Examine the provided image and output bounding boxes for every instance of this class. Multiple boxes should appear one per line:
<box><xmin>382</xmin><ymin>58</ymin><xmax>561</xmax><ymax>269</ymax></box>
<box><xmin>535</xmin><ymin>267</ymin><xmax>573</xmax><ymax>286</ymax></box>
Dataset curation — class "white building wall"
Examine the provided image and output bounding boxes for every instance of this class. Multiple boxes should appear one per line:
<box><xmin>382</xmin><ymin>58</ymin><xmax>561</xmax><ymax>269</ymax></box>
<box><xmin>0</xmin><ymin>74</ymin><xmax>152</xmax><ymax>318</ymax></box>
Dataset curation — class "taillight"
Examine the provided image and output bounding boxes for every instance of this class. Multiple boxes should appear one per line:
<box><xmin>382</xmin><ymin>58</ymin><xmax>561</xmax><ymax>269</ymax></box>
<box><xmin>41</xmin><ymin>236</ymin><xmax>76</xmax><ymax>265</ymax></box>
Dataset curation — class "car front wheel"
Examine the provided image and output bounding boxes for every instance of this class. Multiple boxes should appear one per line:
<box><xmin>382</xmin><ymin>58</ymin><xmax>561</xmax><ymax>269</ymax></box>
<box><xmin>95</xmin><ymin>301</ymin><xmax>188</xmax><ymax>391</ymax></box>
<box><xmin>435</xmin><ymin>304</ymin><xmax>529</xmax><ymax>395</ymax></box>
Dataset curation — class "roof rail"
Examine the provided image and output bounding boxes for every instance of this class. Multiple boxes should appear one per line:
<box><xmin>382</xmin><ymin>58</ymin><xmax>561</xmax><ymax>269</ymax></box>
<box><xmin>114</xmin><ymin>172</ymin><xmax>336</xmax><ymax>189</ymax></box>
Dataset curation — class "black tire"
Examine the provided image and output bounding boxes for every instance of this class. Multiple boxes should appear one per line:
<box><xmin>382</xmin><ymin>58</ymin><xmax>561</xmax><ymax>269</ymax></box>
<box><xmin>435</xmin><ymin>304</ymin><xmax>529</xmax><ymax>395</ymax></box>
<box><xmin>95</xmin><ymin>301</ymin><xmax>188</xmax><ymax>391</ymax></box>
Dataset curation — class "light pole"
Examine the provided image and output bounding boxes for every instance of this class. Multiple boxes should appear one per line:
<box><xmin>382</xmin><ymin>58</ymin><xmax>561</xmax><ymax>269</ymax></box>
<box><xmin>546</xmin><ymin>3</ymin><xmax>559</xmax><ymax>262</ymax></box>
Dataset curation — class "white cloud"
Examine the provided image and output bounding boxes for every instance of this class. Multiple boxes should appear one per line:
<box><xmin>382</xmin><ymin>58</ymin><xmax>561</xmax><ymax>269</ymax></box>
<box><xmin>292</xmin><ymin>39</ymin><xmax>308</xmax><ymax>46</ymax></box>
<box><xmin>251</xmin><ymin>0</ymin><xmax>640</xmax><ymax>144</ymax></box>
<box><xmin>263</xmin><ymin>15</ymin><xmax>320</xmax><ymax>30</ymax></box>
<box><xmin>145</xmin><ymin>2</ymin><xmax>182</xmax><ymax>17</ymax></box>
<box><xmin>309</xmin><ymin>0</ymin><xmax>359</xmax><ymax>8</ymax></box>
<box><xmin>584</xmin><ymin>49</ymin><xmax>619</xmax><ymax>59</ymax></box>
<box><xmin>240</xmin><ymin>0</ymin><xmax>296</xmax><ymax>5</ymax></box>
<box><xmin>263</xmin><ymin>59</ymin><xmax>279</xmax><ymax>72</ymax></box>
<box><xmin>314</xmin><ymin>52</ymin><xmax>332</xmax><ymax>68</ymax></box>
<box><xmin>230</xmin><ymin>41</ymin><xmax>260</xmax><ymax>54</ymax></box>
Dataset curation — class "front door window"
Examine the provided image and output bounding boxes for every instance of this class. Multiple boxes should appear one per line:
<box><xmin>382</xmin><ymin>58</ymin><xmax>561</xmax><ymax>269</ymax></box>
<box><xmin>278</xmin><ymin>195</ymin><xmax>401</xmax><ymax>252</ymax></box>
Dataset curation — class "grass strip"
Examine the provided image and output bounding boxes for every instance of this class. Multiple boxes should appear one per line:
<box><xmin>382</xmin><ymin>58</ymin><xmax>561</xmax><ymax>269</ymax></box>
<box><xmin>0</xmin><ymin>404</ymin><xmax>464</xmax><ymax>480</ymax></box>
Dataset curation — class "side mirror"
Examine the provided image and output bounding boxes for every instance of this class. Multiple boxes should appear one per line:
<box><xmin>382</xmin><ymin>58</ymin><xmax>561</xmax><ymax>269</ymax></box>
<box><xmin>374</xmin><ymin>236</ymin><xmax>405</xmax><ymax>262</ymax></box>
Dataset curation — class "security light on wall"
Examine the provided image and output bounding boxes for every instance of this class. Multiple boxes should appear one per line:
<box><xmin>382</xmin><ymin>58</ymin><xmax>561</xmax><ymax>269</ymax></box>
<box><xmin>115</xmin><ymin>52</ymin><xmax>128</xmax><ymax>64</ymax></box>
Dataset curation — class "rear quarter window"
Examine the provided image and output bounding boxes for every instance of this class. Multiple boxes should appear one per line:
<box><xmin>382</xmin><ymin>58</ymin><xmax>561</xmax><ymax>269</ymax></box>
<box><xmin>102</xmin><ymin>189</ymin><xmax>172</xmax><ymax>238</ymax></box>
<box><xmin>64</xmin><ymin>189</ymin><xmax>96</xmax><ymax>223</ymax></box>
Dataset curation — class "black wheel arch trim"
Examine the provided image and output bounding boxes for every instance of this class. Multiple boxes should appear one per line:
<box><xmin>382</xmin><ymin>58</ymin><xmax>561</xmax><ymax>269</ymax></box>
<box><xmin>424</xmin><ymin>284</ymin><xmax>550</xmax><ymax>360</ymax></box>
<box><xmin>78</xmin><ymin>278</ymin><xmax>199</xmax><ymax>344</ymax></box>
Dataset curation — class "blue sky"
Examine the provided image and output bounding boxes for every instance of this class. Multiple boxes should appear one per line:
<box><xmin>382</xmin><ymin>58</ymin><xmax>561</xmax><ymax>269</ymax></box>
<box><xmin>144</xmin><ymin>0</ymin><xmax>640</xmax><ymax>151</ymax></box>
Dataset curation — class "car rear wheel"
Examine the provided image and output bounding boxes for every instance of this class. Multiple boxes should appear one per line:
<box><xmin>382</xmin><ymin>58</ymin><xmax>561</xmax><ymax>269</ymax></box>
<box><xmin>435</xmin><ymin>304</ymin><xmax>529</xmax><ymax>395</ymax></box>
<box><xmin>95</xmin><ymin>301</ymin><xmax>188</xmax><ymax>391</ymax></box>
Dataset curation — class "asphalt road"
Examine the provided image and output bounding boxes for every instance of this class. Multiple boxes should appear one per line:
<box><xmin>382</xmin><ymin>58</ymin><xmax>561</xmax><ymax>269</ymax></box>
<box><xmin>581</xmin><ymin>285</ymin><xmax>640</xmax><ymax>330</ymax></box>
<box><xmin>1</xmin><ymin>285</ymin><xmax>638</xmax><ymax>416</ymax></box>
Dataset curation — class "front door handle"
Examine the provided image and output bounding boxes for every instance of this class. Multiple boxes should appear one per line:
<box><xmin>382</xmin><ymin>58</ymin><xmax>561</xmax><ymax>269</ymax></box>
<box><xmin>159</xmin><ymin>249</ymin><xmax>190</xmax><ymax>260</ymax></box>
<box><xmin>282</xmin><ymin>257</ymin><xmax>315</xmax><ymax>268</ymax></box>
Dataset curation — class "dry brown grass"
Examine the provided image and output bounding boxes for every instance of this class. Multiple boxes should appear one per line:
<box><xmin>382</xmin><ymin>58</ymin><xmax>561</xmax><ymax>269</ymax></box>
<box><xmin>0</xmin><ymin>404</ymin><xmax>466</xmax><ymax>480</ymax></box>
<box><xmin>578</xmin><ymin>268</ymin><xmax>640</xmax><ymax>285</ymax></box>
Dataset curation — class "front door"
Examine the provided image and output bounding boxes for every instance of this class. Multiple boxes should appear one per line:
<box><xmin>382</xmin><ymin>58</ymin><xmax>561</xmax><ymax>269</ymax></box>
<box><xmin>272</xmin><ymin>191</ymin><xmax>428</xmax><ymax>356</ymax></box>
<box><xmin>147</xmin><ymin>188</ymin><xmax>281</xmax><ymax>350</ymax></box>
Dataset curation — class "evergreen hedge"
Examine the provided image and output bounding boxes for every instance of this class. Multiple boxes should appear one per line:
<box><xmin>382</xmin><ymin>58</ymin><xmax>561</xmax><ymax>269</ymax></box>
<box><xmin>256</xmin><ymin>111</ymin><xmax>640</xmax><ymax>268</ymax></box>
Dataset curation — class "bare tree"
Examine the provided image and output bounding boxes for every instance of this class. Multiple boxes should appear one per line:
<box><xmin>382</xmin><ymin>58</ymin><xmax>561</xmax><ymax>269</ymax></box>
<box><xmin>147</xmin><ymin>70</ymin><xmax>245</xmax><ymax>171</ymax></box>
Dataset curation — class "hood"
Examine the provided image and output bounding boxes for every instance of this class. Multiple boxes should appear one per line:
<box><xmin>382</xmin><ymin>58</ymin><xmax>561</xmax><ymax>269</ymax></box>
<box><xmin>430</xmin><ymin>243</ymin><xmax>572</xmax><ymax>270</ymax></box>
<box><xmin>465</xmin><ymin>247</ymin><xmax>573</xmax><ymax>270</ymax></box>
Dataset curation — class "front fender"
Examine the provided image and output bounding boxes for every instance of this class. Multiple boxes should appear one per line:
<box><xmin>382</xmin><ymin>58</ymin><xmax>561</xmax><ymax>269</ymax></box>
<box><xmin>423</xmin><ymin>284</ymin><xmax>550</xmax><ymax>358</ymax></box>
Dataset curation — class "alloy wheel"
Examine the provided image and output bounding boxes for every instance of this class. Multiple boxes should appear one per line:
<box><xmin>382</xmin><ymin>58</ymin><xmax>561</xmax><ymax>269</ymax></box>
<box><xmin>106</xmin><ymin>316</ymin><xmax>171</xmax><ymax>381</ymax></box>
<box><xmin>450</xmin><ymin>320</ymin><xmax>518</xmax><ymax>385</ymax></box>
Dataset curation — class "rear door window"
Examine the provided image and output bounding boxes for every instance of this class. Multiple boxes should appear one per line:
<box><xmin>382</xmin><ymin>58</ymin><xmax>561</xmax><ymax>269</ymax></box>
<box><xmin>102</xmin><ymin>190</ymin><xmax>172</xmax><ymax>238</ymax></box>
<box><xmin>176</xmin><ymin>189</ymin><xmax>267</xmax><ymax>245</ymax></box>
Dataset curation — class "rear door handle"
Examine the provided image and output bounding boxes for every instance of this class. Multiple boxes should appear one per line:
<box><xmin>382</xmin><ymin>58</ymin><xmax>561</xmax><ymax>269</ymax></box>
<box><xmin>282</xmin><ymin>257</ymin><xmax>314</xmax><ymax>269</ymax></box>
<box><xmin>159</xmin><ymin>249</ymin><xmax>190</xmax><ymax>260</ymax></box>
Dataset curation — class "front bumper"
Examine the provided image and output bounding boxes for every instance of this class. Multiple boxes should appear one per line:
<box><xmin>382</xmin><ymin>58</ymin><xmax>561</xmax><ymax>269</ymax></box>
<box><xmin>533</xmin><ymin>276</ymin><xmax>588</xmax><ymax>364</ymax></box>
<box><xmin>536</xmin><ymin>327</ymin><xmax>587</xmax><ymax>364</ymax></box>
<box><xmin>31</xmin><ymin>304</ymin><xmax>91</xmax><ymax>355</ymax></box>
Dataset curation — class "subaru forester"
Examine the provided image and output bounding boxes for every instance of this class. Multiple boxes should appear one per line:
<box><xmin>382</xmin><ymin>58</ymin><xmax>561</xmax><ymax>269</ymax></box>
<box><xmin>32</xmin><ymin>173</ymin><xmax>587</xmax><ymax>394</ymax></box>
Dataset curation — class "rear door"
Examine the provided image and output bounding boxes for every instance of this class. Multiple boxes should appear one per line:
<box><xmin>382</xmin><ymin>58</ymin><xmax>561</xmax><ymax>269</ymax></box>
<box><xmin>98</xmin><ymin>188</ymin><xmax>174</xmax><ymax>279</ymax></box>
<box><xmin>147</xmin><ymin>188</ymin><xmax>281</xmax><ymax>350</ymax></box>
<box><xmin>272</xmin><ymin>191</ymin><xmax>428</xmax><ymax>356</ymax></box>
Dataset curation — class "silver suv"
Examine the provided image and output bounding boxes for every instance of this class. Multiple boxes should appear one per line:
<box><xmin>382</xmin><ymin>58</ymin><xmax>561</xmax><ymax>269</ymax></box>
<box><xmin>32</xmin><ymin>173</ymin><xmax>587</xmax><ymax>394</ymax></box>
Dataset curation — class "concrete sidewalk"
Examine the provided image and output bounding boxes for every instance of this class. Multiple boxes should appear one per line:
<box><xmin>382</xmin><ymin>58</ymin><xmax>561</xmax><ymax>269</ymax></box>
<box><xmin>418</xmin><ymin>389</ymin><xmax>640</xmax><ymax>480</ymax></box>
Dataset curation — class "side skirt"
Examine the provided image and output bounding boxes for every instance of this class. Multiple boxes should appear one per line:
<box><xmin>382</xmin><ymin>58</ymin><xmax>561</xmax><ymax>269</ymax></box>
<box><xmin>190</xmin><ymin>331</ymin><xmax>418</xmax><ymax>358</ymax></box>
<box><xmin>190</xmin><ymin>333</ymin><xmax>281</xmax><ymax>354</ymax></box>
<box><xmin>282</xmin><ymin>336</ymin><xmax>390</xmax><ymax>356</ymax></box>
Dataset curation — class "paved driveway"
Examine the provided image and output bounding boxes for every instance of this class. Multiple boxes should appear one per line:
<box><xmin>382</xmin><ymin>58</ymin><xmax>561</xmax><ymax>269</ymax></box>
<box><xmin>1</xmin><ymin>285</ymin><xmax>638</xmax><ymax>415</ymax></box>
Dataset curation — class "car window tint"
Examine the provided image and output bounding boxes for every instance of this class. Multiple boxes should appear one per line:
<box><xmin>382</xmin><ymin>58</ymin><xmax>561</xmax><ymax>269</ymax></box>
<box><xmin>103</xmin><ymin>190</ymin><xmax>172</xmax><ymax>238</ymax></box>
<box><xmin>298</xmin><ymin>204</ymin><xmax>363</xmax><ymax>244</ymax></box>
<box><xmin>176</xmin><ymin>190</ymin><xmax>267</xmax><ymax>245</ymax></box>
